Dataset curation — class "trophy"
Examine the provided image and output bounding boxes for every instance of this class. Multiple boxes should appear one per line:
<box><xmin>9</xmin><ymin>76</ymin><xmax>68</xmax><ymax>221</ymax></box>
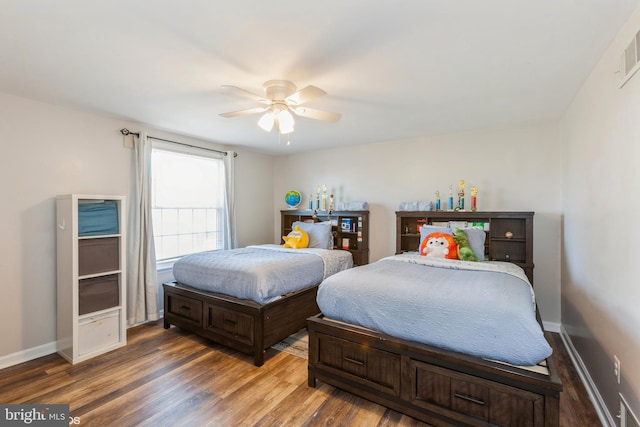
<box><xmin>457</xmin><ymin>180</ymin><xmax>465</xmax><ymax>211</ymax></box>
<box><xmin>471</xmin><ymin>186</ymin><xmax>478</xmax><ymax>211</ymax></box>
<box><xmin>322</xmin><ymin>184</ymin><xmax>327</xmax><ymax>211</ymax></box>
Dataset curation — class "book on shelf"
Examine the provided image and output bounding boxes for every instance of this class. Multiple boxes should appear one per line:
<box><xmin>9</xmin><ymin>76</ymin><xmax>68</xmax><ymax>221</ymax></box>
<box><xmin>449</xmin><ymin>221</ymin><xmax>469</xmax><ymax>229</ymax></box>
<box><xmin>429</xmin><ymin>220</ymin><xmax>489</xmax><ymax>231</ymax></box>
<box><xmin>468</xmin><ymin>221</ymin><xmax>489</xmax><ymax>231</ymax></box>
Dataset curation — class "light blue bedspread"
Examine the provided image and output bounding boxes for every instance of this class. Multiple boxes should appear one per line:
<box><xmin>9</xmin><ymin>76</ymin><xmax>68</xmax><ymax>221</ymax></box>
<box><xmin>173</xmin><ymin>244</ymin><xmax>353</xmax><ymax>304</ymax></box>
<box><xmin>317</xmin><ymin>254</ymin><xmax>552</xmax><ymax>366</ymax></box>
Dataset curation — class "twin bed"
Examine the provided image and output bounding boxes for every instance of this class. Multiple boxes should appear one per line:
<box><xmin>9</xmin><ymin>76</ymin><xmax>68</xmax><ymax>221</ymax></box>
<box><xmin>308</xmin><ymin>211</ymin><xmax>562</xmax><ymax>427</ymax></box>
<box><xmin>164</xmin><ymin>209</ymin><xmax>562</xmax><ymax>426</ymax></box>
<box><xmin>163</xmin><ymin>211</ymin><xmax>367</xmax><ymax>366</ymax></box>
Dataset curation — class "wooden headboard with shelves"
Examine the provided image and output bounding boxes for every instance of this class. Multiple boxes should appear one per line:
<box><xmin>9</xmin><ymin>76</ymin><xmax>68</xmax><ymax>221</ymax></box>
<box><xmin>396</xmin><ymin>211</ymin><xmax>534</xmax><ymax>283</ymax></box>
<box><xmin>281</xmin><ymin>210</ymin><xmax>370</xmax><ymax>266</ymax></box>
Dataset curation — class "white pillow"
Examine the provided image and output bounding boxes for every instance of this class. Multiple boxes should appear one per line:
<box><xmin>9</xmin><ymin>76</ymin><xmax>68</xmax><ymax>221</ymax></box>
<box><xmin>292</xmin><ymin>221</ymin><xmax>332</xmax><ymax>249</ymax></box>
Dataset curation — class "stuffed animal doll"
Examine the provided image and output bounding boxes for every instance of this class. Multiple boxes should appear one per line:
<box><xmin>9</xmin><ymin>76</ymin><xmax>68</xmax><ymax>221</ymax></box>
<box><xmin>453</xmin><ymin>228</ymin><xmax>478</xmax><ymax>261</ymax></box>
<box><xmin>420</xmin><ymin>232</ymin><xmax>458</xmax><ymax>259</ymax></box>
<box><xmin>282</xmin><ymin>225</ymin><xmax>309</xmax><ymax>249</ymax></box>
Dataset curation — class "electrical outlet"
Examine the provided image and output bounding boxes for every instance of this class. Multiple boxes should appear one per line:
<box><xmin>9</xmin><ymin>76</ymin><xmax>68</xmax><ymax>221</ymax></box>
<box><xmin>614</xmin><ymin>355</ymin><xmax>621</xmax><ymax>384</ymax></box>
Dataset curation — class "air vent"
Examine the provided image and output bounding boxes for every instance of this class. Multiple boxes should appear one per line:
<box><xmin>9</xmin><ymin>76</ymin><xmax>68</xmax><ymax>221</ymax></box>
<box><xmin>620</xmin><ymin>29</ymin><xmax>640</xmax><ymax>88</ymax></box>
<box><xmin>620</xmin><ymin>394</ymin><xmax>640</xmax><ymax>427</ymax></box>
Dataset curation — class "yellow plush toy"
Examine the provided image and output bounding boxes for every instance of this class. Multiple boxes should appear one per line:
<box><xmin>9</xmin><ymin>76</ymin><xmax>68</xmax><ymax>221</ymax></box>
<box><xmin>283</xmin><ymin>225</ymin><xmax>309</xmax><ymax>249</ymax></box>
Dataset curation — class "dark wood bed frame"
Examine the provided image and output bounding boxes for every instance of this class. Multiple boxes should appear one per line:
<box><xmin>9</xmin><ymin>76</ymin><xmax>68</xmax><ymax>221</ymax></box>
<box><xmin>308</xmin><ymin>315</ymin><xmax>562</xmax><ymax>426</ymax></box>
<box><xmin>163</xmin><ymin>281</ymin><xmax>319</xmax><ymax>366</ymax></box>
<box><xmin>163</xmin><ymin>209</ymin><xmax>370</xmax><ymax>366</ymax></box>
<box><xmin>307</xmin><ymin>211</ymin><xmax>563</xmax><ymax>426</ymax></box>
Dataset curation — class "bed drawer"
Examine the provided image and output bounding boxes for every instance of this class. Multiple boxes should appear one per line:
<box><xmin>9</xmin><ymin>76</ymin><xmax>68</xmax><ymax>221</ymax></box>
<box><xmin>204</xmin><ymin>304</ymin><xmax>255</xmax><ymax>347</ymax></box>
<box><xmin>405</xmin><ymin>359</ymin><xmax>545</xmax><ymax>426</ymax></box>
<box><xmin>316</xmin><ymin>333</ymin><xmax>400</xmax><ymax>396</ymax></box>
<box><xmin>166</xmin><ymin>293</ymin><xmax>203</xmax><ymax>327</ymax></box>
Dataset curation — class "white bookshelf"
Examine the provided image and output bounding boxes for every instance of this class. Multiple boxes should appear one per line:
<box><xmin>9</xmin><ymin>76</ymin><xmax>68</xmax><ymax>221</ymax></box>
<box><xmin>56</xmin><ymin>194</ymin><xmax>127</xmax><ymax>363</ymax></box>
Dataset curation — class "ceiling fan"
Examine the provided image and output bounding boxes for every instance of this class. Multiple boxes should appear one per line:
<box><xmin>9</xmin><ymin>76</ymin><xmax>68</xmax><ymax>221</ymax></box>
<box><xmin>219</xmin><ymin>80</ymin><xmax>341</xmax><ymax>135</ymax></box>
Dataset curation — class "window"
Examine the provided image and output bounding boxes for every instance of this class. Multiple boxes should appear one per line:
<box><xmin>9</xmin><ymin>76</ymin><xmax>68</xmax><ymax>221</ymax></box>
<box><xmin>151</xmin><ymin>142</ymin><xmax>225</xmax><ymax>262</ymax></box>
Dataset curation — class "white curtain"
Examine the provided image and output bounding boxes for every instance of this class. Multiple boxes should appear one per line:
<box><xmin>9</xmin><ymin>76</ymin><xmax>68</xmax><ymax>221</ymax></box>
<box><xmin>127</xmin><ymin>131</ymin><xmax>159</xmax><ymax>325</ymax></box>
<box><xmin>222</xmin><ymin>150</ymin><xmax>237</xmax><ymax>249</ymax></box>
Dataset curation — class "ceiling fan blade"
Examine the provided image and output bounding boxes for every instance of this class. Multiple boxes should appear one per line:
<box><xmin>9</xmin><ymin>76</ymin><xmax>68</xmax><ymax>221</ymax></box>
<box><xmin>285</xmin><ymin>85</ymin><xmax>326</xmax><ymax>105</ymax></box>
<box><xmin>219</xmin><ymin>107</ymin><xmax>268</xmax><ymax>118</ymax></box>
<box><xmin>292</xmin><ymin>107</ymin><xmax>341</xmax><ymax>122</ymax></box>
<box><xmin>221</xmin><ymin>85</ymin><xmax>269</xmax><ymax>104</ymax></box>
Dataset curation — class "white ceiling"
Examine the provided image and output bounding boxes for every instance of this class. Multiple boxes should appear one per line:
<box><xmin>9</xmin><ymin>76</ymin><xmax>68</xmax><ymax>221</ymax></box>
<box><xmin>1</xmin><ymin>1</ymin><xmax>637</xmax><ymax>154</ymax></box>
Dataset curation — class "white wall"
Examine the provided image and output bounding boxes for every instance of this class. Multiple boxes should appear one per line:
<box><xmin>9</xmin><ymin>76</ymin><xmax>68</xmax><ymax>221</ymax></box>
<box><xmin>0</xmin><ymin>92</ymin><xmax>275</xmax><ymax>363</ymax></box>
<box><xmin>560</xmin><ymin>4</ymin><xmax>640</xmax><ymax>422</ymax></box>
<box><xmin>273</xmin><ymin>121</ymin><xmax>563</xmax><ymax>327</ymax></box>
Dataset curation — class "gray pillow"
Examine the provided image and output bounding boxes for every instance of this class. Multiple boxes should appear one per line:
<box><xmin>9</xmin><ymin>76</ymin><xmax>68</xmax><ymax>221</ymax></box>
<box><xmin>459</xmin><ymin>227</ymin><xmax>486</xmax><ymax>260</ymax></box>
<box><xmin>292</xmin><ymin>221</ymin><xmax>332</xmax><ymax>249</ymax></box>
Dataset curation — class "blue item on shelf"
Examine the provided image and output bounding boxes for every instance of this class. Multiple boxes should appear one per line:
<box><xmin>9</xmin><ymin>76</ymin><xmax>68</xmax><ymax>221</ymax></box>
<box><xmin>78</xmin><ymin>201</ymin><xmax>119</xmax><ymax>236</ymax></box>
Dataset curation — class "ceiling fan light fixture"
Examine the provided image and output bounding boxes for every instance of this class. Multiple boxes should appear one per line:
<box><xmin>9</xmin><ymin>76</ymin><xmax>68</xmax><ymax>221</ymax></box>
<box><xmin>257</xmin><ymin>112</ymin><xmax>275</xmax><ymax>132</ymax></box>
<box><xmin>221</xmin><ymin>80</ymin><xmax>340</xmax><ymax>138</ymax></box>
<box><xmin>277</xmin><ymin>109</ymin><xmax>295</xmax><ymax>134</ymax></box>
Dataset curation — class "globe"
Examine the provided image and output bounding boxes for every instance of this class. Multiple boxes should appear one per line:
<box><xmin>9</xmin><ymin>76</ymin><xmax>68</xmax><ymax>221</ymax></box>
<box><xmin>285</xmin><ymin>190</ymin><xmax>302</xmax><ymax>209</ymax></box>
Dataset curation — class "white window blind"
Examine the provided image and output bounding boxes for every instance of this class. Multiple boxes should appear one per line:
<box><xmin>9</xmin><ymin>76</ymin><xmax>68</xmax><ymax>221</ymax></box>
<box><xmin>151</xmin><ymin>141</ymin><xmax>225</xmax><ymax>262</ymax></box>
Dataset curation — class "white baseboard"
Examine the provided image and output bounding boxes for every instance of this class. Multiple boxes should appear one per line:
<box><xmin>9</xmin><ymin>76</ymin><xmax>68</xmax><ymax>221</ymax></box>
<box><xmin>0</xmin><ymin>341</ymin><xmax>57</xmax><ymax>371</ymax></box>
<box><xmin>560</xmin><ymin>325</ymin><xmax>615</xmax><ymax>427</ymax></box>
<box><xmin>543</xmin><ymin>321</ymin><xmax>561</xmax><ymax>333</ymax></box>
<box><xmin>0</xmin><ymin>313</ymin><xmax>166</xmax><ymax>371</ymax></box>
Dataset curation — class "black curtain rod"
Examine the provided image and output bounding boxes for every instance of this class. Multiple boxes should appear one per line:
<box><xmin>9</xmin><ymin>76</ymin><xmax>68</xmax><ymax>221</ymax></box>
<box><xmin>120</xmin><ymin>128</ymin><xmax>237</xmax><ymax>157</ymax></box>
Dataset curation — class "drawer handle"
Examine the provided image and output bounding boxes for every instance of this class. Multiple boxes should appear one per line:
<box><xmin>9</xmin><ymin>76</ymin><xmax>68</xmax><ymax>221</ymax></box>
<box><xmin>180</xmin><ymin>306</ymin><xmax>191</xmax><ymax>312</ymax></box>
<box><xmin>224</xmin><ymin>319</ymin><xmax>237</xmax><ymax>325</ymax></box>
<box><xmin>344</xmin><ymin>357</ymin><xmax>364</xmax><ymax>366</ymax></box>
<box><xmin>454</xmin><ymin>393</ymin><xmax>485</xmax><ymax>406</ymax></box>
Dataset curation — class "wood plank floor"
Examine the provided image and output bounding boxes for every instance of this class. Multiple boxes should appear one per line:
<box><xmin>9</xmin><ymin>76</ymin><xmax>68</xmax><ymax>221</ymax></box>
<box><xmin>0</xmin><ymin>320</ymin><xmax>600</xmax><ymax>426</ymax></box>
